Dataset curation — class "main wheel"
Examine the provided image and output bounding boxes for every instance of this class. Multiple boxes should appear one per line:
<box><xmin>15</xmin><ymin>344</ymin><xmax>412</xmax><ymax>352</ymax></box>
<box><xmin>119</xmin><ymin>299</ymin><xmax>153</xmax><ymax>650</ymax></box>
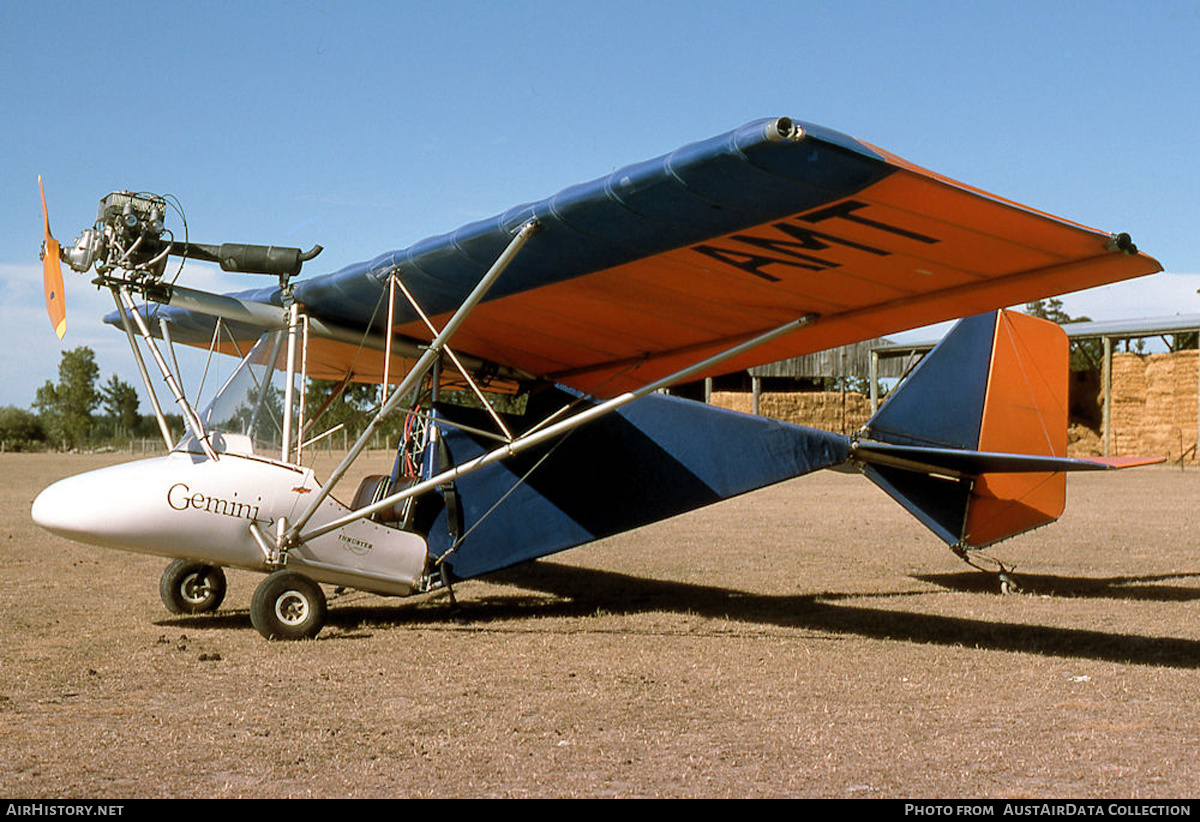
<box><xmin>160</xmin><ymin>560</ymin><xmax>227</xmax><ymax>615</ymax></box>
<box><xmin>249</xmin><ymin>570</ymin><xmax>327</xmax><ymax>640</ymax></box>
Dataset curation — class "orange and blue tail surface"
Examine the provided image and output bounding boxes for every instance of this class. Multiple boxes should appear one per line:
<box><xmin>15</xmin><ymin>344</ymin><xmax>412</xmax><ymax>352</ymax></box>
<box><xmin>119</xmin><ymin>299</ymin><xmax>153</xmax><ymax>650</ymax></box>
<box><xmin>856</xmin><ymin>310</ymin><xmax>1158</xmax><ymax>549</ymax></box>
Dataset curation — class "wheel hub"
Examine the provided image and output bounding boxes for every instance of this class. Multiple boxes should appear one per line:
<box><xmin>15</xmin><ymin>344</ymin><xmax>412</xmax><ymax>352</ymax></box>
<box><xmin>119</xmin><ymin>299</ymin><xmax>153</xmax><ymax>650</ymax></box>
<box><xmin>275</xmin><ymin>591</ymin><xmax>310</xmax><ymax>625</ymax></box>
<box><xmin>180</xmin><ymin>573</ymin><xmax>211</xmax><ymax>604</ymax></box>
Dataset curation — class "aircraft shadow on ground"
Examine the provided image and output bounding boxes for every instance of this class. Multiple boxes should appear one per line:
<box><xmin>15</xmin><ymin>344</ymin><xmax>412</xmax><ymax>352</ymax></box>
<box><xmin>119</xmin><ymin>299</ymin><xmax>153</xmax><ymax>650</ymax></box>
<box><xmin>161</xmin><ymin>562</ymin><xmax>1200</xmax><ymax>668</ymax></box>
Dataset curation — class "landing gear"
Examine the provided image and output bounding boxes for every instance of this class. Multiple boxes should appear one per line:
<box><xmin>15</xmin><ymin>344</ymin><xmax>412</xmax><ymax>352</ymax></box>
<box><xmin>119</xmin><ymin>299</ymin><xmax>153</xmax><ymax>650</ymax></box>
<box><xmin>996</xmin><ymin>563</ymin><xmax>1022</xmax><ymax>595</ymax></box>
<box><xmin>249</xmin><ymin>570</ymin><xmax>327</xmax><ymax>640</ymax></box>
<box><xmin>160</xmin><ymin>560</ymin><xmax>227</xmax><ymax>614</ymax></box>
<box><xmin>952</xmin><ymin>546</ymin><xmax>1022</xmax><ymax>595</ymax></box>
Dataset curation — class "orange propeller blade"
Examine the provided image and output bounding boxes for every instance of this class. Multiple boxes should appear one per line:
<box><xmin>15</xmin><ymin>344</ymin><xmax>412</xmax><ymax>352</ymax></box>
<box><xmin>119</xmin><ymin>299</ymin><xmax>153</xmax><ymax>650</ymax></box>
<box><xmin>39</xmin><ymin>176</ymin><xmax>67</xmax><ymax>339</ymax></box>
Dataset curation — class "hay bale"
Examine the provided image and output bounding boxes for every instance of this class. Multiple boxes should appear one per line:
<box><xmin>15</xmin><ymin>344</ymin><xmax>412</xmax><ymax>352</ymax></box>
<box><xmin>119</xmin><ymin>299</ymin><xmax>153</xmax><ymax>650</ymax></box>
<box><xmin>1068</xmin><ymin>424</ymin><xmax>1104</xmax><ymax>457</ymax></box>
<box><xmin>1108</xmin><ymin>351</ymin><xmax>1197</xmax><ymax>462</ymax></box>
<box><xmin>708</xmin><ymin>390</ymin><xmax>873</xmax><ymax>434</ymax></box>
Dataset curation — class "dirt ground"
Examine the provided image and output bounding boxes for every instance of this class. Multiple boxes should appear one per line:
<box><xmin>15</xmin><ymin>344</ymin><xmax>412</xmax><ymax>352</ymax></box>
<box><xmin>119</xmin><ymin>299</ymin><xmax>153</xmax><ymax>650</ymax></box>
<box><xmin>2</xmin><ymin>451</ymin><xmax>1198</xmax><ymax>798</ymax></box>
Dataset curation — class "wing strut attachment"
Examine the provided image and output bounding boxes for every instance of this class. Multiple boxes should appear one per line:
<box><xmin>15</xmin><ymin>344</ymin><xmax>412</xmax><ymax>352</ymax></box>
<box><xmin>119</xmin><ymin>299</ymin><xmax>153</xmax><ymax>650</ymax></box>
<box><xmin>284</xmin><ymin>221</ymin><xmax>540</xmax><ymax>546</ymax></box>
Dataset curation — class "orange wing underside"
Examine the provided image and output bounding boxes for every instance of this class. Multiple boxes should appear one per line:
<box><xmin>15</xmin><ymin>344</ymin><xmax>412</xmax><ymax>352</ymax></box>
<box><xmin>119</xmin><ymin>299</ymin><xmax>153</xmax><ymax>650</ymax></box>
<box><xmin>396</xmin><ymin>170</ymin><xmax>1160</xmax><ymax>397</ymax></box>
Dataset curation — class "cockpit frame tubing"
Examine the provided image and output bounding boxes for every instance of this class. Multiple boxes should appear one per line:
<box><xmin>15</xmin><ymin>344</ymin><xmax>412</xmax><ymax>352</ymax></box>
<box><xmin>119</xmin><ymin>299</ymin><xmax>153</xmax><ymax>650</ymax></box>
<box><xmin>296</xmin><ymin>314</ymin><xmax>310</xmax><ymax>464</ymax></box>
<box><xmin>284</xmin><ymin>220</ymin><xmax>539</xmax><ymax>543</ymax></box>
<box><xmin>116</xmin><ymin>285</ymin><xmax>219</xmax><ymax>461</ymax></box>
<box><xmin>382</xmin><ymin>273</ymin><xmax>397</xmax><ymax>405</ymax></box>
<box><xmin>111</xmin><ymin>287</ymin><xmax>174</xmax><ymax>450</ymax></box>
<box><xmin>281</xmin><ymin>302</ymin><xmax>301</xmax><ymax>463</ymax></box>
<box><xmin>394</xmin><ymin>274</ymin><xmax>514</xmax><ymax>443</ymax></box>
<box><xmin>158</xmin><ymin>317</ymin><xmax>185</xmax><ymax>401</ymax></box>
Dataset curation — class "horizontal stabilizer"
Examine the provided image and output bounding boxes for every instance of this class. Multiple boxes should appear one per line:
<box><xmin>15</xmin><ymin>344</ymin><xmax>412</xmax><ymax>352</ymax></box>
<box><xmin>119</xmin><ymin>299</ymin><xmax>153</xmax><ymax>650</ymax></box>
<box><xmin>853</xmin><ymin>441</ymin><xmax>1160</xmax><ymax>478</ymax></box>
<box><xmin>1080</xmin><ymin>455</ymin><xmax>1166</xmax><ymax>469</ymax></box>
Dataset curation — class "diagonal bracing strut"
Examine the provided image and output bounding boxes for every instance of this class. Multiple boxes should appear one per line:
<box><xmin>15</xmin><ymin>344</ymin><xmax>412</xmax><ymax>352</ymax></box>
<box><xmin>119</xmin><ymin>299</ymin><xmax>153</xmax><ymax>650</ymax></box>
<box><xmin>295</xmin><ymin>313</ymin><xmax>818</xmax><ymax>544</ymax></box>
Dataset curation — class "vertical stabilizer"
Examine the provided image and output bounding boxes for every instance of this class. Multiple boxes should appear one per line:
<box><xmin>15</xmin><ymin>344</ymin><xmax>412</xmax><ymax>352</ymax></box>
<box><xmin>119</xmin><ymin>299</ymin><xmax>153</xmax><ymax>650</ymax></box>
<box><xmin>859</xmin><ymin>310</ymin><xmax>1070</xmax><ymax>549</ymax></box>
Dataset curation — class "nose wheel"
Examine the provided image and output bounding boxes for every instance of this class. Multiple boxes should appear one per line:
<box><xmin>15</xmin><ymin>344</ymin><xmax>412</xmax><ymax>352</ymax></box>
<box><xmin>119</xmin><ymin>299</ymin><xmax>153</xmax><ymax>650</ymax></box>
<box><xmin>249</xmin><ymin>570</ymin><xmax>327</xmax><ymax>640</ymax></box>
<box><xmin>160</xmin><ymin>560</ymin><xmax>227</xmax><ymax>614</ymax></box>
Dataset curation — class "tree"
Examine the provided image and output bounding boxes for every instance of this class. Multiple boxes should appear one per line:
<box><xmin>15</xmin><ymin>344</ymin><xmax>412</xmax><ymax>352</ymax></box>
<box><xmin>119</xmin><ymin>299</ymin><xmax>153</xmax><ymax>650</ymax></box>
<box><xmin>1025</xmin><ymin>297</ymin><xmax>1070</xmax><ymax>324</ymax></box>
<box><xmin>33</xmin><ymin>347</ymin><xmax>99</xmax><ymax>448</ymax></box>
<box><xmin>1024</xmin><ymin>298</ymin><xmax>1101</xmax><ymax>371</ymax></box>
<box><xmin>0</xmin><ymin>406</ymin><xmax>45</xmax><ymax>449</ymax></box>
<box><xmin>305</xmin><ymin>379</ymin><xmax>380</xmax><ymax>439</ymax></box>
<box><xmin>304</xmin><ymin>379</ymin><xmax>409</xmax><ymax>446</ymax></box>
<box><xmin>1169</xmin><ymin>331</ymin><xmax>1198</xmax><ymax>352</ymax></box>
<box><xmin>100</xmin><ymin>375</ymin><xmax>141</xmax><ymax>437</ymax></box>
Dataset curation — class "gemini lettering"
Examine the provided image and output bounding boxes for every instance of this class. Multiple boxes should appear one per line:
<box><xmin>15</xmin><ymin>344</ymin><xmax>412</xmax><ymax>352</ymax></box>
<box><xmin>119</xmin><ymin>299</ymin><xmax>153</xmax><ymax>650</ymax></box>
<box><xmin>166</xmin><ymin>483</ymin><xmax>263</xmax><ymax>522</ymax></box>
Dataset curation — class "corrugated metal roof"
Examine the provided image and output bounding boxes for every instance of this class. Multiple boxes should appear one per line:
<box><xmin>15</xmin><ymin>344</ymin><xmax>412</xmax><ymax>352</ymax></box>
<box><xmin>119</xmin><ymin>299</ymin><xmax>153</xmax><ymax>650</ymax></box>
<box><xmin>874</xmin><ymin>314</ymin><xmax>1200</xmax><ymax>356</ymax></box>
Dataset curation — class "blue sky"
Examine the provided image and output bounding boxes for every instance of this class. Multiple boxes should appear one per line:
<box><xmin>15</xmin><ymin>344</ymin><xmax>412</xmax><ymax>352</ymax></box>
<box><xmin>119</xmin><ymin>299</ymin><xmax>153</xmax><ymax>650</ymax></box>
<box><xmin>2</xmin><ymin>0</ymin><xmax>1198</xmax><ymax>410</ymax></box>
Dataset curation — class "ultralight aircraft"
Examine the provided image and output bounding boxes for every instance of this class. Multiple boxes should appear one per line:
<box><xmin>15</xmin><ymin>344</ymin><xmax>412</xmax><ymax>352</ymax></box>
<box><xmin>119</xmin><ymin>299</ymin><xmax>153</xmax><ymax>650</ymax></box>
<box><xmin>32</xmin><ymin>117</ymin><xmax>1164</xmax><ymax>639</ymax></box>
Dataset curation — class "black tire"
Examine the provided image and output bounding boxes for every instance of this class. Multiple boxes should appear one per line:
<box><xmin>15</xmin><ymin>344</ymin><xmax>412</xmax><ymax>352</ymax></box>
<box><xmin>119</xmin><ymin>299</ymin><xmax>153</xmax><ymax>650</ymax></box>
<box><xmin>249</xmin><ymin>571</ymin><xmax>327</xmax><ymax>640</ymax></box>
<box><xmin>160</xmin><ymin>560</ymin><xmax>227</xmax><ymax>615</ymax></box>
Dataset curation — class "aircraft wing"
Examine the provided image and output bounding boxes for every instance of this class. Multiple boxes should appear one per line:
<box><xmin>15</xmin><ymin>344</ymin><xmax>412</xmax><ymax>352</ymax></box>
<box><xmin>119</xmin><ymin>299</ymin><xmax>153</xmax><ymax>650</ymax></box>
<box><xmin>134</xmin><ymin>117</ymin><xmax>1162</xmax><ymax>395</ymax></box>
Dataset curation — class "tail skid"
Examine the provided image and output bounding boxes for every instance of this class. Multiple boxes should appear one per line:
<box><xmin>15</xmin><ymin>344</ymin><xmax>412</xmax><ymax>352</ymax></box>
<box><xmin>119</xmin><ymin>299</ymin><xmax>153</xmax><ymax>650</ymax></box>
<box><xmin>856</xmin><ymin>310</ymin><xmax>1158</xmax><ymax>550</ymax></box>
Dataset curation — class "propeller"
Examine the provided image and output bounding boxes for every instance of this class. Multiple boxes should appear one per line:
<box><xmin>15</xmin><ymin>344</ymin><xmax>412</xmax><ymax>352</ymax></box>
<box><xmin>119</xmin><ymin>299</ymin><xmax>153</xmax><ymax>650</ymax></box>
<box><xmin>38</xmin><ymin>176</ymin><xmax>67</xmax><ymax>339</ymax></box>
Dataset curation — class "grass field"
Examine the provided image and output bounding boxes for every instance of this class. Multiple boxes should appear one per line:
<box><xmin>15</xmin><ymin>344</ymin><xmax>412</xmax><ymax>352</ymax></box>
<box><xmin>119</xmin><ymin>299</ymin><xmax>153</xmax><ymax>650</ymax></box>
<box><xmin>2</xmin><ymin>452</ymin><xmax>1198</xmax><ymax>798</ymax></box>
